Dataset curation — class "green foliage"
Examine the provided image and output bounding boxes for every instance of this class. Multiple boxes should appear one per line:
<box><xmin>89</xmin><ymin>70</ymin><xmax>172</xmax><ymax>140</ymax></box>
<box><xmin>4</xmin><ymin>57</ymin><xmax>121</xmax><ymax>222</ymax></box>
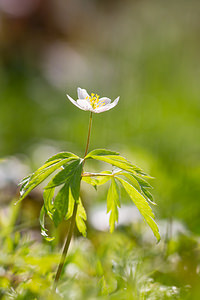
<box><xmin>82</xmin><ymin>171</ymin><xmax>112</xmax><ymax>188</ymax></box>
<box><xmin>85</xmin><ymin>149</ymin><xmax>146</xmax><ymax>175</ymax></box>
<box><xmin>18</xmin><ymin>148</ymin><xmax>159</xmax><ymax>241</ymax></box>
<box><xmin>107</xmin><ymin>178</ymin><xmax>120</xmax><ymax>233</ymax></box>
<box><xmin>39</xmin><ymin>206</ymin><xmax>54</xmax><ymax>241</ymax></box>
<box><xmin>18</xmin><ymin>153</ymin><xmax>84</xmax><ymax>239</ymax></box>
<box><xmin>52</xmin><ymin>183</ymin><xmax>70</xmax><ymax>227</ymax></box>
<box><xmin>18</xmin><ymin>152</ymin><xmax>79</xmax><ymax>203</ymax></box>
<box><xmin>65</xmin><ymin>187</ymin><xmax>75</xmax><ymax>220</ymax></box>
<box><xmin>0</xmin><ymin>203</ymin><xmax>197</xmax><ymax>300</ymax></box>
<box><xmin>43</xmin><ymin>187</ymin><xmax>55</xmax><ymax>218</ymax></box>
<box><xmin>84</xmin><ymin>149</ymin><xmax>160</xmax><ymax>241</ymax></box>
<box><xmin>116</xmin><ymin>177</ymin><xmax>160</xmax><ymax>242</ymax></box>
<box><xmin>45</xmin><ymin>159</ymin><xmax>81</xmax><ymax>189</ymax></box>
<box><xmin>51</xmin><ymin>159</ymin><xmax>83</xmax><ymax>228</ymax></box>
<box><xmin>76</xmin><ymin>198</ymin><xmax>87</xmax><ymax>237</ymax></box>
<box><xmin>1</xmin><ymin>0</ymin><xmax>199</xmax><ymax>237</ymax></box>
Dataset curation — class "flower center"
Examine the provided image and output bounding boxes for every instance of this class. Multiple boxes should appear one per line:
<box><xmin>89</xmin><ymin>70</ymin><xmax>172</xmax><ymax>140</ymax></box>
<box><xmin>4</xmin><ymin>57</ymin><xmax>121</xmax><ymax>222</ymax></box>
<box><xmin>87</xmin><ymin>93</ymin><xmax>105</xmax><ymax>109</ymax></box>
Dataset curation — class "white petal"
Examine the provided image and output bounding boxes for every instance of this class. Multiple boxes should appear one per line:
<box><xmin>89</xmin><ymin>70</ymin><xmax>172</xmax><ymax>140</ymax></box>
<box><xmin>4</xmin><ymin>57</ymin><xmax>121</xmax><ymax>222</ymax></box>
<box><xmin>77</xmin><ymin>87</ymin><xmax>89</xmax><ymax>100</ymax></box>
<box><xmin>98</xmin><ymin>97</ymin><xmax>111</xmax><ymax>105</ymax></box>
<box><xmin>77</xmin><ymin>99</ymin><xmax>92</xmax><ymax>111</ymax></box>
<box><xmin>67</xmin><ymin>94</ymin><xmax>88</xmax><ymax>111</ymax></box>
<box><xmin>94</xmin><ymin>96</ymin><xmax>120</xmax><ymax>113</ymax></box>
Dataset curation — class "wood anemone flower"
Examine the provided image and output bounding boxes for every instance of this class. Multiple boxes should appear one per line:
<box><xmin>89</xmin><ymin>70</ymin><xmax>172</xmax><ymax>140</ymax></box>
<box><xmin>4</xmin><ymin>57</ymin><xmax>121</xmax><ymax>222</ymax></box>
<box><xmin>67</xmin><ymin>87</ymin><xmax>119</xmax><ymax>113</ymax></box>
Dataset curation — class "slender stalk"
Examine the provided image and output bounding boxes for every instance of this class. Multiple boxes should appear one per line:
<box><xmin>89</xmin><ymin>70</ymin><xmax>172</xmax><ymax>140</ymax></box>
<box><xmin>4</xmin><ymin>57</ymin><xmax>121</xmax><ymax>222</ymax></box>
<box><xmin>53</xmin><ymin>112</ymin><xmax>93</xmax><ymax>289</ymax></box>
<box><xmin>82</xmin><ymin>172</ymin><xmax>113</xmax><ymax>177</ymax></box>
<box><xmin>53</xmin><ymin>203</ymin><xmax>78</xmax><ymax>288</ymax></box>
<box><xmin>84</xmin><ymin>112</ymin><xmax>93</xmax><ymax>158</ymax></box>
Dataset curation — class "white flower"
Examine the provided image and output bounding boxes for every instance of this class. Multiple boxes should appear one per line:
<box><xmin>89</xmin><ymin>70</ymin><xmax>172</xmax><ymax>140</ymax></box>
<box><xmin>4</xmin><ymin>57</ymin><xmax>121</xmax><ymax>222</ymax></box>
<box><xmin>67</xmin><ymin>87</ymin><xmax>119</xmax><ymax>113</ymax></box>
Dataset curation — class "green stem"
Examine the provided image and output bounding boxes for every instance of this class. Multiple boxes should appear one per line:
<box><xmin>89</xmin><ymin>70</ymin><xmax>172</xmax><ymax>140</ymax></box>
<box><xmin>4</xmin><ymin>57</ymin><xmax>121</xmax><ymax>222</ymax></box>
<box><xmin>82</xmin><ymin>172</ymin><xmax>113</xmax><ymax>177</ymax></box>
<box><xmin>53</xmin><ymin>202</ymin><xmax>78</xmax><ymax>289</ymax></box>
<box><xmin>84</xmin><ymin>112</ymin><xmax>93</xmax><ymax>158</ymax></box>
<box><xmin>53</xmin><ymin>112</ymin><xmax>93</xmax><ymax>290</ymax></box>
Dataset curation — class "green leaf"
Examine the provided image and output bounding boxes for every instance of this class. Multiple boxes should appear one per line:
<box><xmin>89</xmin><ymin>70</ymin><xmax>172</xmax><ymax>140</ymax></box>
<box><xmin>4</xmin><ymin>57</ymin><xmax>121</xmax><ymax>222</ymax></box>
<box><xmin>116</xmin><ymin>171</ymin><xmax>156</xmax><ymax>205</ymax></box>
<box><xmin>45</xmin><ymin>152</ymin><xmax>79</xmax><ymax>163</ymax></box>
<box><xmin>70</xmin><ymin>160</ymin><xmax>83</xmax><ymax>202</ymax></box>
<box><xmin>18</xmin><ymin>157</ymin><xmax>78</xmax><ymax>203</ymax></box>
<box><xmin>43</xmin><ymin>187</ymin><xmax>55</xmax><ymax>218</ymax></box>
<box><xmin>39</xmin><ymin>206</ymin><xmax>55</xmax><ymax>241</ymax></box>
<box><xmin>107</xmin><ymin>178</ymin><xmax>121</xmax><ymax>212</ymax></box>
<box><xmin>65</xmin><ymin>187</ymin><xmax>75</xmax><ymax>220</ymax></box>
<box><xmin>125</xmin><ymin>173</ymin><xmax>155</xmax><ymax>205</ymax></box>
<box><xmin>29</xmin><ymin>159</ymin><xmax>66</xmax><ymax>178</ymax></box>
<box><xmin>95</xmin><ymin>172</ymin><xmax>113</xmax><ymax>186</ymax></box>
<box><xmin>109</xmin><ymin>207</ymin><xmax>119</xmax><ymax>234</ymax></box>
<box><xmin>82</xmin><ymin>176</ymin><xmax>98</xmax><ymax>188</ymax></box>
<box><xmin>107</xmin><ymin>178</ymin><xmax>120</xmax><ymax>233</ymax></box>
<box><xmin>85</xmin><ymin>149</ymin><xmax>119</xmax><ymax>158</ymax></box>
<box><xmin>85</xmin><ymin>148</ymin><xmax>145</xmax><ymax>175</ymax></box>
<box><xmin>52</xmin><ymin>183</ymin><xmax>70</xmax><ymax>227</ymax></box>
<box><xmin>116</xmin><ymin>177</ymin><xmax>160</xmax><ymax>242</ymax></box>
<box><xmin>131</xmin><ymin>174</ymin><xmax>153</xmax><ymax>189</ymax></box>
<box><xmin>50</xmin><ymin>159</ymin><xmax>83</xmax><ymax>227</ymax></box>
<box><xmin>82</xmin><ymin>171</ymin><xmax>112</xmax><ymax>188</ymax></box>
<box><xmin>45</xmin><ymin>159</ymin><xmax>81</xmax><ymax>189</ymax></box>
<box><xmin>18</xmin><ymin>174</ymin><xmax>32</xmax><ymax>186</ymax></box>
<box><xmin>76</xmin><ymin>198</ymin><xmax>87</xmax><ymax>237</ymax></box>
<box><xmin>18</xmin><ymin>174</ymin><xmax>32</xmax><ymax>196</ymax></box>
<box><xmin>141</xmin><ymin>187</ymin><xmax>156</xmax><ymax>205</ymax></box>
<box><xmin>118</xmin><ymin>172</ymin><xmax>141</xmax><ymax>192</ymax></box>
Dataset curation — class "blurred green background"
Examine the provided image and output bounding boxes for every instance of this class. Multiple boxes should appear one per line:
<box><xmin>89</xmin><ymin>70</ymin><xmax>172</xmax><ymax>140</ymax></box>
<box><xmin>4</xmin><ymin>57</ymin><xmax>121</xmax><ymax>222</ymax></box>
<box><xmin>0</xmin><ymin>0</ymin><xmax>200</xmax><ymax>299</ymax></box>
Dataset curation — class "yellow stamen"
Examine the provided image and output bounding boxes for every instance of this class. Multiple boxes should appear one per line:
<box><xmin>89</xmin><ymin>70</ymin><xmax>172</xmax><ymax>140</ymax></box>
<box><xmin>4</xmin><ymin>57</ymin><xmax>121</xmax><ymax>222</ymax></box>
<box><xmin>88</xmin><ymin>92</ymin><xmax>105</xmax><ymax>109</ymax></box>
